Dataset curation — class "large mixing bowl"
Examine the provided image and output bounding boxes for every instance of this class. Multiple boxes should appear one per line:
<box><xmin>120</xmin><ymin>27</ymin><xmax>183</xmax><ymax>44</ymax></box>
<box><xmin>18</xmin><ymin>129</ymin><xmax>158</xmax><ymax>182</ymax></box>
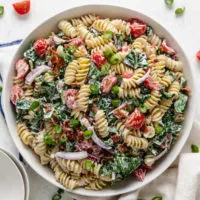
<box><xmin>1</xmin><ymin>4</ymin><xmax>197</xmax><ymax>198</ymax></box>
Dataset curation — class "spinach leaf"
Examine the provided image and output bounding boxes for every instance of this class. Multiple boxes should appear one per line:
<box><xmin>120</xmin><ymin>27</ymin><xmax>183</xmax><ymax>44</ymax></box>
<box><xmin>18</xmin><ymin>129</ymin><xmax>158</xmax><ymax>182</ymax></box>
<box><xmin>65</xmin><ymin>141</ymin><xmax>74</xmax><ymax>152</ymax></box>
<box><xmin>28</xmin><ymin>111</ymin><xmax>44</xmax><ymax>133</ymax></box>
<box><xmin>125</xmin><ymin>34</ymin><xmax>133</xmax><ymax>44</ymax></box>
<box><xmin>161</xmin><ymin>89</ymin><xmax>174</xmax><ymax>99</ymax></box>
<box><xmin>98</xmin><ymin>96</ymin><xmax>112</xmax><ymax>114</ymax></box>
<box><xmin>100</xmin><ymin>155</ymin><xmax>141</xmax><ymax>180</ymax></box>
<box><xmin>174</xmin><ymin>93</ymin><xmax>188</xmax><ymax>113</ymax></box>
<box><xmin>124</xmin><ymin>50</ymin><xmax>148</xmax><ymax>69</ymax></box>
<box><xmin>35</xmin><ymin>58</ymin><xmax>47</xmax><ymax>66</ymax></box>
<box><xmin>88</xmin><ymin>62</ymin><xmax>104</xmax><ymax>81</ymax></box>
<box><xmin>58</xmin><ymin>47</ymin><xmax>74</xmax><ymax>64</ymax></box>
<box><xmin>146</xmin><ymin>26</ymin><xmax>153</xmax><ymax>36</ymax></box>
<box><xmin>16</xmin><ymin>99</ymin><xmax>32</xmax><ymax>110</ymax></box>
<box><xmin>114</xmin><ymin>34</ymin><xmax>124</xmax><ymax>49</ymax></box>
<box><xmin>180</xmin><ymin>76</ymin><xmax>187</xmax><ymax>88</ymax></box>
<box><xmin>24</xmin><ymin>47</ymin><xmax>38</xmax><ymax>62</ymax></box>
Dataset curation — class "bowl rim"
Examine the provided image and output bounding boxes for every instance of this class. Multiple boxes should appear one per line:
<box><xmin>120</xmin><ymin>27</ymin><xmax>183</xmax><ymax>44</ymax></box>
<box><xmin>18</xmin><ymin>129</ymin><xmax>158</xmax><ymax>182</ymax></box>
<box><xmin>2</xmin><ymin>3</ymin><xmax>197</xmax><ymax>197</ymax></box>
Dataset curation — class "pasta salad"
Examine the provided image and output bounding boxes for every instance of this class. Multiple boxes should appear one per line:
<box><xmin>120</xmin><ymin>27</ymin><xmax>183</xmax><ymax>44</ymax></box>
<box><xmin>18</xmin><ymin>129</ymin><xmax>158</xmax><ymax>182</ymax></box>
<box><xmin>11</xmin><ymin>13</ymin><xmax>189</xmax><ymax>191</ymax></box>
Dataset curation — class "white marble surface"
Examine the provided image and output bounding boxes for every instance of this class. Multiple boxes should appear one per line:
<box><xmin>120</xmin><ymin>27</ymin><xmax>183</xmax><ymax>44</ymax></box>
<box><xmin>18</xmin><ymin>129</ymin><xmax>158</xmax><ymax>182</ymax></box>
<box><xmin>1</xmin><ymin>0</ymin><xmax>200</xmax><ymax>199</ymax></box>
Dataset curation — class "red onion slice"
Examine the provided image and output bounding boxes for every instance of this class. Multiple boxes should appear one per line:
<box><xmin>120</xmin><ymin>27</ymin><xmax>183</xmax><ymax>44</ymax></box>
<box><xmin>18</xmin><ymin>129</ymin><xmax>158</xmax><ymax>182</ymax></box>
<box><xmin>54</xmin><ymin>151</ymin><xmax>88</xmax><ymax>160</ymax></box>
<box><xmin>25</xmin><ymin>65</ymin><xmax>51</xmax><ymax>85</ymax></box>
<box><xmin>135</xmin><ymin>69</ymin><xmax>150</xmax><ymax>85</ymax></box>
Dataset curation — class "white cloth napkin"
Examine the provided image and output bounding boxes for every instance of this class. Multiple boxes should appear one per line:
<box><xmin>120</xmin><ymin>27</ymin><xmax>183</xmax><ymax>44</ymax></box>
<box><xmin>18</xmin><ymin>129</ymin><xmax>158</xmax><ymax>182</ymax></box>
<box><xmin>1</xmin><ymin>45</ymin><xmax>200</xmax><ymax>200</ymax></box>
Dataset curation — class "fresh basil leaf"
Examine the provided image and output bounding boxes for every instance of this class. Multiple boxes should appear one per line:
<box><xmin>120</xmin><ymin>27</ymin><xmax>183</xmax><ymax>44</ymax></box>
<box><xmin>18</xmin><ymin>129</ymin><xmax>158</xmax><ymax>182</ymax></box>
<box><xmin>174</xmin><ymin>93</ymin><xmax>188</xmax><ymax>113</ymax></box>
<box><xmin>124</xmin><ymin>50</ymin><xmax>148</xmax><ymax>69</ymax></box>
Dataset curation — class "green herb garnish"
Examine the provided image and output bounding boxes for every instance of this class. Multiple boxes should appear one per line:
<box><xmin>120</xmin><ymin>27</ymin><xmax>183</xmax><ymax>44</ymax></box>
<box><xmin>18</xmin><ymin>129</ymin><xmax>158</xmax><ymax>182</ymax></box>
<box><xmin>175</xmin><ymin>7</ymin><xmax>185</xmax><ymax>15</ymax></box>
<box><xmin>103</xmin><ymin>30</ymin><xmax>113</xmax><ymax>40</ymax></box>
<box><xmin>29</xmin><ymin>101</ymin><xmax>40</xmax><ymax>111</ymax></box>
<box><xmin>139</xmin><ymin>103</ymin><xmax>147</xmax><ymax>113</ymax></box>
<box><xmin>0</xmin><ymin>6</ymin><xmax>4</xmax><ymax>16</ymax></box>
<box><xmin>70</xmin><ymin>119</ymin><xmax>79</xmax><ymax>127</ymax></box>
<box><xmin>155</xmin><ymin>124</ymin><xmax>163</xmax><ymax>134</ymax></box>
<box><xmin>164</xmin><ymin>0</ymin><xmax>174</xmax><ymax>6</ymax></box>
<box><xmin>152</xmin><ymin>196</ymin><xmax>162</xmax><ymax>200</ymax></box>
<box><xmin>112</xmin><ymin>99</ymin><xmax>120</xmax><ymax>108</ymax></box>
<box><xmin>44</xmin><ymin>134</ymin><xmax>56</xmax><ymax>147</ymax></box>
<box><xmin>54</xmin><ymin>125</ymin><xmax>62</xmax><ymax>134</ymax></box>
<box><xmin>104</xmin><ymin>49</ymin><xmax>113</xmax><ymax>58</ymax></box>
<box><xmin>90</xmin><ymin>84</ymin><xmax>99</xmax><ymax>95</ymax></box>
<box><xmin>191</xmin><ymin>144</ymin><xmax>199</xmax><ymax>153</ymax></box>
<box><xmin>83</xmin><ymin>160</ymin><xmax>94</xmax><ymax>170</ymax></box>
<box><xmin>109</xmin><ymin>53</ymin><xmax>122</xmax><ymax>64</ymax></box>
<box><xmin>83</xmin><ymin>130</ymin><xmax>93</xmax><ymax>139</ymax></box>
<box><xmin>112</xmin><ymin>85</ymin><xmax>120</xmax><ymax>95</ymax></box>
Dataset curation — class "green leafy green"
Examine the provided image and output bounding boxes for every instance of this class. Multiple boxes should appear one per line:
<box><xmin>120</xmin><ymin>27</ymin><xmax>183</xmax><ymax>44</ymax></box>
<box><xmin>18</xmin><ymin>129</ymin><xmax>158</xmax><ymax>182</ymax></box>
<box><xmin>29</xmin><ymin>101</ymin><xmax>40</xmax><ymax>111</ymax></box>
<box><xmin>65</xmin><ymin>140</ymin><xmax>74</xmax><ymax>152</ymax></box>
<box><xmin>180</xmin><ymin>76</ymin><xmax>187</xmax><ymax>88</ymax></box>
<box><xmin>54</xmin><ymin>125</ymin><xmax>62</xmax><ymax>134</ymax></box>
<box><xmin>16</xmin><ymin>99</ymin><xmax>32</xmax><ymax>110</ymax></box>
<box><xmin>100</xmin><ymin>155</ymin><xmax>141</xmax><ymax>180</ymax></box>
<box><xmin>89</xmin><ymin>62</ymin><xmax>104</xmax><ymax>81</ymax></box>
<box><xmin>124</xmin><ymin>50</ymin><xmax>148</xmax><ymax>69</ymax></box>
<box><xmin>161</xmin><ymin>89</ymin><xmax>174</xmax><ymax>99</ymax></box>
<box><xmin>24</xmin><ymin>48</ymin><xmax>38</xmax><ymax>62</ymax></box>
<box><xmin>58</xmin><ymin>46</ymin><xmax>75</xmax><ymax>64</ymax></box>
<box><xmin>146</xmin><ymin>26</ymin><xmax>153</xmax><ymax>36</ymax></box>
<box><xmin>83</xmin><ymin>160</ymin><xmax>94</xmax><ymax>170</ymax></box>
<box><xmin>191</xmin><ymin>144</ymin><xmax>199</xmax><ymax>153</ymax></box>
<box><xmin>44</xmin><ymin>133</ymin><xmax>56</xmax><ymax>147</ymax></box>
<box><xmin>174</xmin><ymin>93</ymin><xmax>188</xmax><ymax>113</ymax></box>
<box><xmin>0</xmin><ymin>6</ymin><xmax>4</xmax><ymax>16</ymax></box>
<box><xmin>175</xmin><ymin>7</ymin><xmax>185</xmax><ymax>15</ymax></box>
<box><xmin>114</xmin><ymin>34</ymin><xmax>124</xmax><ymax>49</ymax></box>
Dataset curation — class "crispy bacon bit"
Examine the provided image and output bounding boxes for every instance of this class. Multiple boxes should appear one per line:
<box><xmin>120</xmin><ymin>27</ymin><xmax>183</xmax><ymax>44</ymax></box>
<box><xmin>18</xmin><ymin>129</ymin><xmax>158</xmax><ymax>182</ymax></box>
<box><xmin>117</xmin><ymin>143</ymin><xmax>128</xmax><ymax>153</ymax></box>
<box><xmin>101</xmin><ymin>74</ymin><xmax>117</xmax><ymax>93</ymax></box>
<box><xmin>65</xmin><ymin>89</ymin><xmax>78</xmax><ymax>110</ymax></box>
<box><xmin>113</xmin><ymin>109</ymin><xmax>129</xmax><ymax>119</ymax></box>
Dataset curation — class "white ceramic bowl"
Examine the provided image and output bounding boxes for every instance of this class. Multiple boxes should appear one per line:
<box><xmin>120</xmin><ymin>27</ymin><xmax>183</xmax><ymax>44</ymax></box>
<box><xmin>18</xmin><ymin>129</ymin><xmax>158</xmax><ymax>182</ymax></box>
<box><xmin>1</xmin><ymin>4</ymin><xmax>197</xmax><ymax>198</ymax></box>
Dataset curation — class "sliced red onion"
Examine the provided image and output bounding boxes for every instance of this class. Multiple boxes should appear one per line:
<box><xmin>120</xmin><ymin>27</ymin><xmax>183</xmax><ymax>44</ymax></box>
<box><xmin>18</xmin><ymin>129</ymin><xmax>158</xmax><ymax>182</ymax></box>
<box><xmin>25</xmin><ymin>65</ymin><xmax>51</xmax><ymax>85</ymax></box>
<box><xmin>109</xmin><ymin>102</ymin><xmax>129</xmax><ymax>115</ymax></box>
<box><xmin>144</xmin><ymin>148</ymin><xmax>167</xmax><ymax>167</ymax></box>
<box><xmin>55</xmin><ymin>151</ymin><xmax>88</xmax><ymax>160</ymax></box>
<box><xmin>53</xmin><ymin>35</ymin><xmax>66</xmax><ymax>44</ymax></box>
<box><xmin>135</xmin><ymin>69</ymin><xmax>150</xmax><ymax>85</ymax></box>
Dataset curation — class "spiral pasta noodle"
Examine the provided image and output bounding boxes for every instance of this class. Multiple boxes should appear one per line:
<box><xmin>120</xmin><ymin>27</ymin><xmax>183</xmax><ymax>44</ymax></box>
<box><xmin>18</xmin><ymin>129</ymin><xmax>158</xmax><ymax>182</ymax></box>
<box><xmin>94</xmin><ymin>110</ymin><xmax>109</xmax><ymax>138</ymax></box>
<box><xmin>168</xmin><ymin>81</ymin><xmax>180</xmax><ymax>98</ymax></box>
<box><xmin>17</xmin><ymin>123</ymin><xmax>34</xmax><ymax>146</ymax></box>
<box><xmin>74</xmin><ymin>46</ymin><xmax>88</xmax><ymax>58</ymax></box>
<box><xmin>111</xmin><ymin>19</ymin><xmax>130</xmax><ymax>36</ymax></box>
<box><xmin>64</xmin><ymin>60</ymin><xmax>79</xmax><ymax>85</ymax></box>
<box><xmin>132</xmin><ymin>35</ymin><xmax>147</xmax><ymax>53</ymax></box>
<box><xmin>75</xmin><ymin>57</ymin><xmax>90</xmax><ymax>85</ymax></box>
<box><xmin>77</xmin><ymin>84</ymin><xmax>91</xmax><ymax>112</ymax></box>
<box><xmin>93</xmin><ymin>19</ymin><xmax>118</xmax><ymax>34</ymax></box>
<box><xmin>58</xmin><ymin>20</ymin><xmax>78</xmax><ymax>38</ymax></box>
<box><xmin>165</xmin><ymin>56</ymin><xmax>183</xmax><ymax>72</ymax></box>
<box><xmin>148</xmin><ymin>33</ymin><xmax>162</xmax><ymax>47</ymax></box>
<box><xmin>124</xmin><ymin>134</ymin><xmax>148</xmax><ymax>149</ymax></box>
<box><xmin>118</xmin><ymin>87</ymin><xmax>141</xmax><ymax>98</ymax></box>
<box><xmin>110</xmin><ymin>63</ymin><xmax>133</xmax><ymax>75</ymax></box>
<box><xmin>86</xmin><ymin>36</ymin><xmax>111</xmax><ymax>48</ymax></box>
<box><xmin>91</xmin><ymin>42</ymin><xmax>117</xmax><ymax>54</ymax></box>
<box><xmin>144</xmin><ymin>90</ymin><xmax>161</xmax><ymax>111</ymax></box>
<box><xmin>77</xmin><ymin>24</ymin><xmax>94</xmax><ymax>41</ymax></box>
<box><xmin>71</xmin><ymin>14</ymin><xmax>96</xmax><ymax>27</ymax></box>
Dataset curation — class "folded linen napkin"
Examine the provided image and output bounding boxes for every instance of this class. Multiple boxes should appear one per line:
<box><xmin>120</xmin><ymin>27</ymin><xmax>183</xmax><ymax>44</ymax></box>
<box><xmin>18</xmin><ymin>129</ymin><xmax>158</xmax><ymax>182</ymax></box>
<box><xmin>0</xmin><ymin>43</ymin><xmax>200</xmax><ymax>200</ymax></box>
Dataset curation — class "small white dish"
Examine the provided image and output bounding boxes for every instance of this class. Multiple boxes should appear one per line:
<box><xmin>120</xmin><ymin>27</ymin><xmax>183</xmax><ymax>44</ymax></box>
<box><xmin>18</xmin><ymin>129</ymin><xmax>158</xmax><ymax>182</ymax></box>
<box><xmin>0</xmin><ymin>148</ymin><xmax>30</xmax><ymax>200</ymax></box>
<box><xmin>0</xmin><ymin>150</ymin><xmax>25</xmax><ymax>200</ymax></box>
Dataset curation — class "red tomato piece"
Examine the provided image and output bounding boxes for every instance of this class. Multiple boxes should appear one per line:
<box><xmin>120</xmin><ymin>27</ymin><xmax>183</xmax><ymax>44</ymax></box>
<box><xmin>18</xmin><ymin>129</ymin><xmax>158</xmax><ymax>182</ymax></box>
<box><xmin>111</xmin><ymin>135</ymin><xmax>120</xmax><ymax>143</ymax></box>
<box><xmin>161</xmin><ymin>40</ymin><xmax>176</xmax><ymax>55</ymax></box>
<box><xmin>196</xmin><ymin>50</ymin><xmax>200</xmax><ymax>61</ymax></box>
<box><xmin>15</xmin><ymin>59</ymin><xmax>30</xmax><ymax>79</ymax></box>
<box><xmin>122</xmin><ymin>73</ymin><xmax>134</xmax><ymax>79</ymax></box>
<box><xmin>65</xmin><ymin>89</ymin><xmax>78</xmax><ymax>110</ymax></box>
<box><xmin>125</xmin><ymin>108</ymin><xmax>145</xmax><ymax>130</ymax></box>
<box><xmin>101</xmin><ymin>74</ymin><xmax>117</xmax><ymax>93</ymax></box>
<box><xmin>65</xmin><ymin>37</ymin><xmax>84</xmax><ymax>48</ymax></box>
<box><xmin>33</xmin><ymin>39</ymin><xmax>48</xmax><ymax>57</ymax></box>
<box><xmin>144</xmin><ymin>76</ymin><xmax>161</xmax><ymax>91</ymax></box>
<box><xmin>130</xmin><ymin>24</ymin><xmax>147</xmax><ymax>38</ymax></box>
<box><xmin>10</xmin><ymin>85</ymin><xmax>24</xmax><ymax>105</ymax></box>
<box><xmin>134</xmin><ymin>168</ymin><xmax>146</xmax><ymax>182</ymax></box>
<box><xmin>12</xmin><ymin>0</ymin><xmax>30</xmax><ymax>15</ymax></box>
<box><xmin>91</xmin><ymin>53</ymin><xmax>107</xmax><ymax>68</ymax></box>
<box><xmin>128</xmin><ymin>18</ymin><xmax>145</xmax><ymax>25</ymax></box>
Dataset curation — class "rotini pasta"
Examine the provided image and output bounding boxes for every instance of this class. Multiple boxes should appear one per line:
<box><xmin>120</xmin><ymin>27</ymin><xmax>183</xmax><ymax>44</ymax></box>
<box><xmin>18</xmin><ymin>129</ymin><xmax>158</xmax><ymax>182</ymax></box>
<box><xmin>58</xmin><ymin>20</ymin><xmax>78</xmax><ymax>38</ymax></box>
